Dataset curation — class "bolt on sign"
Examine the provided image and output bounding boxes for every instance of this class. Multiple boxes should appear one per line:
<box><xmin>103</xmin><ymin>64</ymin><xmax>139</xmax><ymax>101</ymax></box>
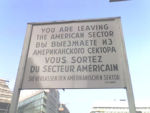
<box><xmin>21</xmin><ymin>17</ymin><xmax>130</xmax><ymax>89</ymax></box>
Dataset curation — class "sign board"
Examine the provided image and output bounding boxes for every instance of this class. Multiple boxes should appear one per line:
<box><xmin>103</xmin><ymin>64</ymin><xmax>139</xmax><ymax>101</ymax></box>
<box><xmin>21</xmin><ymin>17</ymin><xmax>129</xmax><ymax>89</ymax></box>
<box><xmin>9</xmin><ymin>17</ymin><xmax>136</xmax><ymax>113</ymax></box>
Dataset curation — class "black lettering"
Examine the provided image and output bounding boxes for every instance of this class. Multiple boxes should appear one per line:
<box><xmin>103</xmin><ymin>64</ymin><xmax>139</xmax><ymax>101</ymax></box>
<box><xmin>36</xmin><ymin>42</ymin><xmax>47</xmax><ymax>48</ymax></box>
<box><xmin>59</xmin><ymin>26</ymin><xmax>73</xmax><ymax>32</ymax></box>
<box><xmin>98</xmin><ymin>56</ymin><xmax>102</xmax><ymax>62</ymax></box>
<box><xmin>42</xmin><ymin>65</ymin><xmax>75</xmax><ymax>72</ymax></box>
<box><xmin>102</xmin><ymin>39</ymin><xmax>113</xmax><ymax>45</ymax></box>
<box><xmin>51</xmin><ymin>32</ymin><xmax>84</xmax><ymax>39</ymax></box>
<box><xmin>37</xmin><ymin>34</ymin><xmax>47</xmax><ymax>40</ymax></box>
<box><xmin>78</xmin><ymin>24</ymin><xmax>109</xmax><ymax>31</ymax></box>
<box><xmin>30</xmin><ymin>66</ymin><xmax>40</xmax><ymax>73</ymax></box>
<box><xmin>104</xmin><ymin>75</ymin><xmax>120</xmax><ymax>80</ymax></box>
<box><xmin>71</xmin><ymin>56</ymin><xmax>102</xmax><ymax>63</ymax></box>
<box><xmin>88</xmin><ymin>31</ymin><xmax>114</xmax><ymax>38</ymax></box>
<box><xmin>45</xmin><ymin>57</ymin><xmax>66</xmax><ymax>64</ymax></box>
<box><xmin>42</xmin><ymin>28</ymin><xmax>55</xmax><ymax>33</ymax></box>
<box><xmin>88</xmin><ymin>47</ymin><xmax>116</xmax><ymax>54</ymax></box>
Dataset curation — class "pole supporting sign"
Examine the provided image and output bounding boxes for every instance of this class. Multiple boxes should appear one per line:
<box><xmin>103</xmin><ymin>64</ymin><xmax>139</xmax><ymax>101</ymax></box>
<box><xmin>10</xmin><ymin>17</ymin><xmax>136</xmax><ymax>113</ymax></box>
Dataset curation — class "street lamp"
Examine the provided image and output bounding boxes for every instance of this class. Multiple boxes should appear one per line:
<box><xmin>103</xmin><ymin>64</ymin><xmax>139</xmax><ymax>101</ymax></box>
<box><xmin>58</xmin><ymin>104</ymin><xmax>64</xmax><ymax>112</ymax></box>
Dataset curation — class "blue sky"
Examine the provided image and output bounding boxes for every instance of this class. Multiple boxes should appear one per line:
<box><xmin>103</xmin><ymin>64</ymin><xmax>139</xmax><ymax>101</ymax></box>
<box><xmin>0</xmin><ymin>0</ymin><xmax>150</xmax><ymax>113</ymax></box>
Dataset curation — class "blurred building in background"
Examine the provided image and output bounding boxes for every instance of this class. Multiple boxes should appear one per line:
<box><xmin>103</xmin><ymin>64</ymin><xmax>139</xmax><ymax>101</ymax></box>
<box><xmin>17</xmin><ymin>89</ymin><xmax>69</xmax><ymax>113</ymax></box>
<box><xmin>90</xmin><ymin>100</ymin><xmax>150</xmax><ymax>113</ymax></box>
<box><xmin>0</xmin><ymin>78</ymin><xmax>12</xmax><ymax>113</ymax></box>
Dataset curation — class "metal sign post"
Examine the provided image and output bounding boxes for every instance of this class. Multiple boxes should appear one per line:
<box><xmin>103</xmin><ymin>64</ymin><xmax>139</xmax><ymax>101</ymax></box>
<box><xmin>126</xmin><ymin>81</ymin><xmax>136</xmax><ymax>113</ymax></box>
<box><xmin>9</xmin><ymin>17</ymin><xmax>136</xmax><ymax>113</ymax></box>
<box><xmin>125</xmin><ymin>70</ymin><xmax>136</xmax><ymax>113</ymax></box>
<box><xmin>9</xmin><ymin>25</ymin><xmax>33</xmax><ymax>113</ymax></box>
<box><xmin>119</xmin><ymin>19</ymin><xmax>136</xmax><ymax>113</ymax></box>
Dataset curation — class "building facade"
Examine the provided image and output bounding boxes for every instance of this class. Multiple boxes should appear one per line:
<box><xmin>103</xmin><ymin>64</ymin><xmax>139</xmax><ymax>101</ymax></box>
<box><xmin>90</xmin><ymin>100</ymin><xmax>150</xmax><ymax>113</ymax></box>
<box><xmin>46</xmin><ymin>89</ymin><xmax>60</xmax><ymax>113</ymax></box>
<box><xmin>17</xmin><ymin>89</ymin><xmax>69</xmax><ymax>113</ymax></box>
<box><xmin>0</xmin><ymin>79</ymin><xmax>12</xmax><ymax>113</ymax></box>
<box><xmin>17</xmin><ymin>91</ymin><xmax>47</xmax><ymax>113</ymax></box>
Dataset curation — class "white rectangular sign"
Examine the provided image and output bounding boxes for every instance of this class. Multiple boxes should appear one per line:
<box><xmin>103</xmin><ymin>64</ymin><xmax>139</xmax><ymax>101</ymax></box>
<box><xmin>21</xmin><ymin>17</ymin><xmax>129</xmax><ymax>89</ymax></box>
